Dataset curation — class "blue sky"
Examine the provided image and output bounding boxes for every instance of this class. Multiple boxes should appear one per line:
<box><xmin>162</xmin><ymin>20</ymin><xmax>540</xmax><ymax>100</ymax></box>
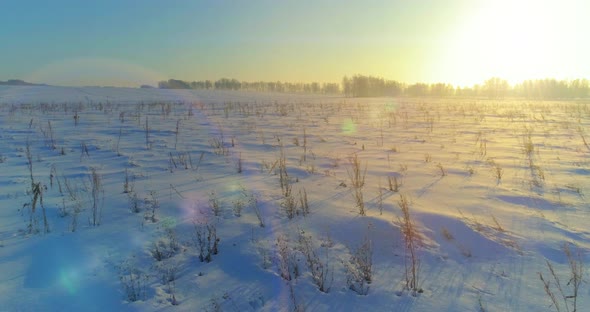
<box><xmin>1</xmin><ymin>0</ymin><xmax>588</xmax><ymax>87</ymax></box>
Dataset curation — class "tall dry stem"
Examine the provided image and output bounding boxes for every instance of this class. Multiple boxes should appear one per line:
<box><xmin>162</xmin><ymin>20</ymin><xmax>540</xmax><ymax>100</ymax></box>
<box><xmin>347</xmin><ymin>153</ymin><xmax>367</xmax><ymax>215</ymax></box>
<box><xmin>398</xmin><ymin>194</ymin><xmax>422</xmax><ymax>294</ymax></box>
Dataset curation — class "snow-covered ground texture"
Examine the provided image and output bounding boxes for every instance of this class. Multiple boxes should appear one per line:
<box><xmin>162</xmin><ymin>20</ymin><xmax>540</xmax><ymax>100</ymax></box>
<box><xmin>0</xmin><ymin>86</ymin><xmax>589</xmax><ymax>311</ymax></box>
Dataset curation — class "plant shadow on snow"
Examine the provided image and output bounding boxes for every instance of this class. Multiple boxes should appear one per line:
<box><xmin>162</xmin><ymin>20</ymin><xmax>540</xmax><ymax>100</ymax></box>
<box><xmin>496</xmin><ymin>195</ymin><xmax>561</xmax><ymax>211</ymax></box>
<box><xmin>419</xmin><ymin>213</ymin><xmax>518</xmax><ymax>262</ymax></box>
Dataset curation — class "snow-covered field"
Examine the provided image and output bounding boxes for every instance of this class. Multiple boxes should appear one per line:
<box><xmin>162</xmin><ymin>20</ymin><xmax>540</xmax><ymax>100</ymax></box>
<box><xmin>0</xmin><ymin>86</ymin><xmax>588</xmax><ymax>311</ymax></box>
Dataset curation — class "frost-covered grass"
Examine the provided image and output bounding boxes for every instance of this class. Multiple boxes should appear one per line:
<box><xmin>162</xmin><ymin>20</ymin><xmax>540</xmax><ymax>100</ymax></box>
<box><xmin>0</xmin><ymin>86</ymin><xmax>588</xmax><ymax>311</ymax></box>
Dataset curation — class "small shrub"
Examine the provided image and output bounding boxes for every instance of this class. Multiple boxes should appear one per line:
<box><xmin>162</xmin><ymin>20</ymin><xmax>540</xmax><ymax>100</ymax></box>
<box><xmin>128</xmin><ymin>191</ymin><xmax>141</xmax><ymax>213</ymax></box>
<box><xmin>298</xmin><ymin>187</ymin><xmax>310</xmax><ymax>216</ymax></box>
<box><xmin>193</xmin><ymin>222</ymin><xmax>219</xmax><ymax>262</ymax></box>
<box><xmin>436</xmin><ymin>162</ymin><xmax>446</xmax><ymax>177</ymax></box>
<box><xmin>282</xmin><ymin>184</ymin><xmax>297</xmax><ymax>219</ymax></box>
<box><xmin>156</xmin><ymin>261</ymin><xmax>179</xmax><ymax>285</ymax></box>
<box><xmin>297</xmin><ymin>230</ymin><xmax>332</xmax><ymax>292</ymax></box>
<box><xmin>123</xmin><ymin>168</ymin><xmax>134</xmax><ymax>194</ymax></box>
<box><xmin>249</xmin><ymin>193</ymin><xmax>264</xmax><ymax>227</ymax></box>
<box><xmin>345</xmin><ymin>234</ymin><xmax>373</xmax><ymax>295</ymax></box>
<box><xmin>232</xmin><ymin>199</ymin><xmax>245</xmax><ymax>217</ymax></box>
<box><xmin>276</xmin><ymin>234</ymin><xmax>298</xmax><ymax>281</ymax></box>
<box><xmin>209</xmin><ymin>136</ymin><xmax>228</xmax><ymax>156</ymax></box>
<box><xmin>493</xmin><ymin>163</ymin><xmax>503</xmax><ymax>180</ymax></box>
<box><xmin>144</xmin><ymin>190</ymin><xmax>159</xmax><ymax>223</ymax></box>
<box><xmin>388</xmin><ymin>175</ymin><xmax>400</xmax><ymax>192</ymax></box>
<box><xmin>119</xmin><ymin>260</ymin><xmax>148</xmax><ymax>302</ymax></box>
<box><xmin>209</xmin><ymin>191</ymin><xmax>222</xmax><ymax>216</ymax></box>
<box><xmin>151</xmin><ymin>228</ymin><xmax>180</xmax><ymax>261</ymax></box>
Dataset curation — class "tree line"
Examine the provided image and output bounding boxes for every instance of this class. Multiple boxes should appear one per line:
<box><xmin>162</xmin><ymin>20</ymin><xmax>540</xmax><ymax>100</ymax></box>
<box><xmin>155</xmin><ymin>75</ymin><xmax>590</xmax><ymax>99</ymax></box>
<box><xmin>157</xmin><ymin>78</ymin><xmax>340</xmax><ymax>94</ymax></box>
<box><xmin>0</xmin><ymin>79</ymin><xmax>48</xmax><ymax>86</ymax></box>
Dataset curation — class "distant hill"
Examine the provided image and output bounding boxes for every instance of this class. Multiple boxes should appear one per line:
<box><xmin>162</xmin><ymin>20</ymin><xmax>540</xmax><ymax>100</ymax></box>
<box><xmin>0</xmin><ymin>79</ymin><xmax>48</xmax><ymax>86</ymax></box>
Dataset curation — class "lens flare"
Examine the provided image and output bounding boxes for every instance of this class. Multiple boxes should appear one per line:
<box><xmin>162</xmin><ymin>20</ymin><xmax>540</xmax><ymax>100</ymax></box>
<box><xmin>385</xmin><ymin>100</ymin><xmax>399</xmax><ymax>112</ymax></box>
<box><xmin>59</xmin><ymin>269</ymin><xmax>78</xmax><ymax>294</ymax></box>
<box><xmin>341</xmin><ymin>118</ymin><xmax>357</xmax><ymax>135</ymax></box>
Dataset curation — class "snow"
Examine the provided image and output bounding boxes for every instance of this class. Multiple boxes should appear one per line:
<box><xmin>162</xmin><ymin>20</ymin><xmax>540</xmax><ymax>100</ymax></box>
<box><xmin>0</xmin><ymin>86</ymin><xmax>588</xmax><ymax>311</ymax></box>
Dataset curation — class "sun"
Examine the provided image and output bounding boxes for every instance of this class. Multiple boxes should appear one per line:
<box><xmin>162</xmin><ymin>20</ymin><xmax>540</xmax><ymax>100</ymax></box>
<box><xmin>438</xmin><ymin>0</ymin><xmax>585</xmax><ymax>86</ymax></box>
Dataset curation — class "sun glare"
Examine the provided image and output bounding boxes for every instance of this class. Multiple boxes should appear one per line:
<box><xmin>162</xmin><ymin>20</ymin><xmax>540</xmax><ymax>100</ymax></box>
<box><xmin>441</xmin><ymin>0</ymin><xmax>582</xmax><ymax>86</ymax></box>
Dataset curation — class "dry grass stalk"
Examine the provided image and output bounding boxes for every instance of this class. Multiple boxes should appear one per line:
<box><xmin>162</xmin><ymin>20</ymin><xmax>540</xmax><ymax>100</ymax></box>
<box><xmin>539</xmin><ymin>243</ymin><xmax>584</xmax><ymax>312</ymax></box>
<box><xmin>398</xmin><ymin>194</ymin><xmax>422</xmax><ymax>295</ymax></box>
<box><xmin>347</xmin><ymin>153</ymin><xmax>367</xmax><ymax>215</ymax></box>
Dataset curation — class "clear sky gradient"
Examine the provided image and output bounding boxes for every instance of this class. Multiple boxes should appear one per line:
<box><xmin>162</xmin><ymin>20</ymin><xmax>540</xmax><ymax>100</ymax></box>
<box><xmin>1</xmin><ymin>0</ymin><xmax>588</xmax><ymax>87</ymax></box>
